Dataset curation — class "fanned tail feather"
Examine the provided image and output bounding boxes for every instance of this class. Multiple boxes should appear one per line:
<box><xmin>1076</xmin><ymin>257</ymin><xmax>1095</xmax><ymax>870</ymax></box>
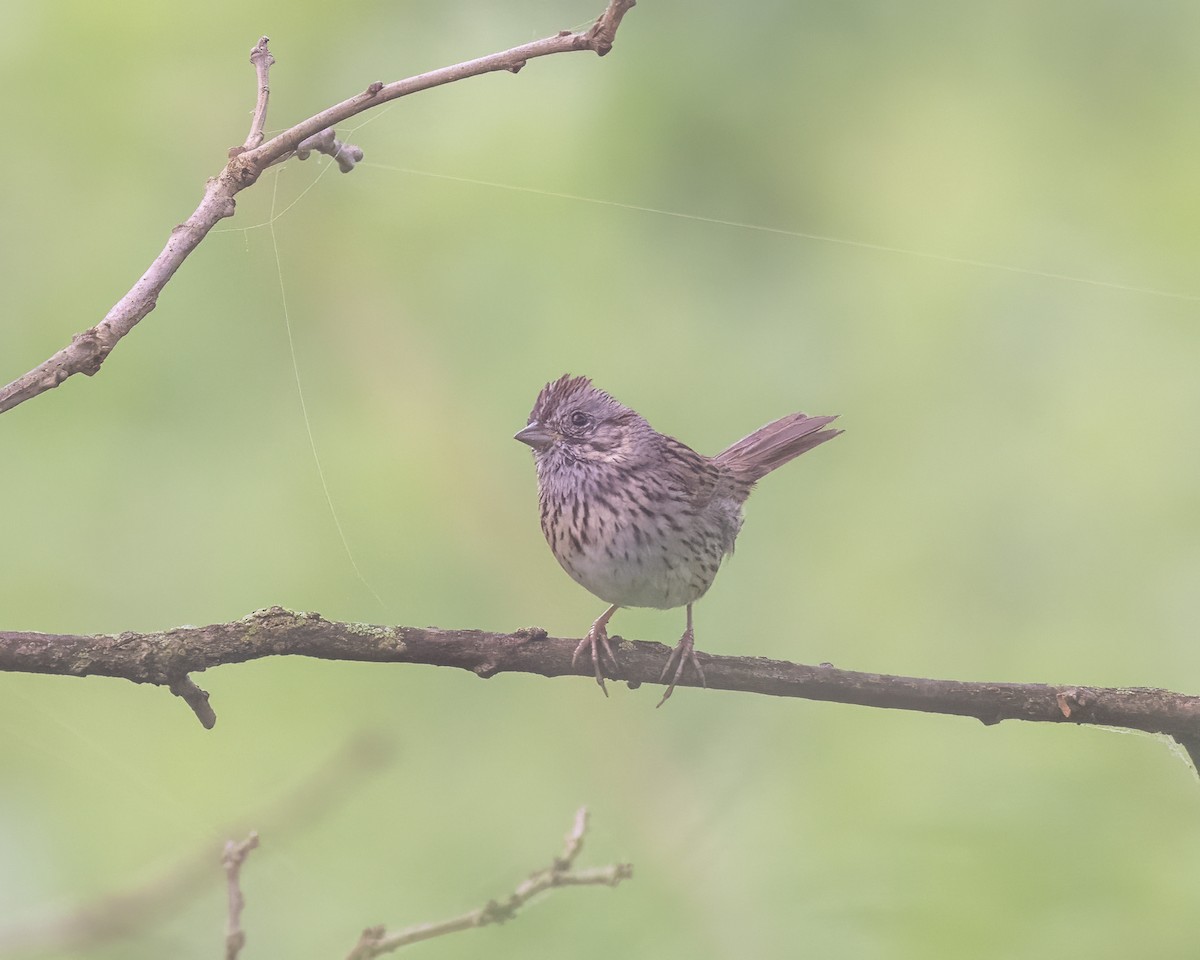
<box><xmin>714</xmin><ymin>413</ymin><xmax>841</xmax><ymax>484</ymax></box>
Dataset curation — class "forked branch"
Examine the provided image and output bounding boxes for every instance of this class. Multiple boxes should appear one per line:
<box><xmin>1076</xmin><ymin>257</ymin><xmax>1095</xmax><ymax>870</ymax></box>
<box><xmin>345</xmin><ymin>807</ymin><xmax>631</xmax><ymax>958</ymax></box>
<box><xmin>0</xmin><ymin>795</ymin><xmax>627</xmax><ymax>956</ymax></box>
<box><xmin>0</xmin><ymin>0</ymin><xmax>636</xmax><ymax>416</ymax></box>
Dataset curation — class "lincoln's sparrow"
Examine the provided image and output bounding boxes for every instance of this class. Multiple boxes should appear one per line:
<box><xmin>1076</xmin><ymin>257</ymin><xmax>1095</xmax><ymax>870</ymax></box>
<box><xmin>515</xmin><ymin>375</ymin><xmax>841</xmax><ymax>705</ymax></box>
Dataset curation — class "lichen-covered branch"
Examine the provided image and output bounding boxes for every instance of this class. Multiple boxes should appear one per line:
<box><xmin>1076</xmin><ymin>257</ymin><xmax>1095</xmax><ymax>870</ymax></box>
<box><xmin>2</xmin><ymin>606</ymin><xmax>1199</xmax><ymax>774</ymax></box>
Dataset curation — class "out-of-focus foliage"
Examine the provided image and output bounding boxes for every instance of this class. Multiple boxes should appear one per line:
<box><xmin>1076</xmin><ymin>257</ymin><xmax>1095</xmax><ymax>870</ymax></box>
<box><xmin>1</xmin><ymin>1</ymin><xmax>1197</xmax><ymax>957</ymax></box>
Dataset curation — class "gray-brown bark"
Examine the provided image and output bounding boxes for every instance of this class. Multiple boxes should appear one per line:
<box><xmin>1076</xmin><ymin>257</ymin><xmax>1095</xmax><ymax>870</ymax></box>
<box><xmin>4</xmin><ymin>606</ymin><xmax>1198</xmax><ymax>774</ymax></box>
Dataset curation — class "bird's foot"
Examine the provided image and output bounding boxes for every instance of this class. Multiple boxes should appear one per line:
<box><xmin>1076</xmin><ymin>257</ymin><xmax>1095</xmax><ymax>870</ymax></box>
<box><xmin>573</xmin><ymin>609</ymin><xmax>620</xmax><ymax>696</ymax></box>
<box><xmin>657</xmin><ymin>626</ymin><xmax>706</xmax><ymax>708</ymax></box>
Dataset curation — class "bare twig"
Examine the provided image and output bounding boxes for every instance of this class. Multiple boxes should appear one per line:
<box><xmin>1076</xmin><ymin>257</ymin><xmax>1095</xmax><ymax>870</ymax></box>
<box><xmin>169</xmin><ymin>673</ymin><xmax>217</xmax><ymax>728</ymax></box>
<box><xmin>344</xmin><ymin>807</ymin><xmax>631</xmax><ymax>958</ymax></box>
<box><xmin>0</xmin><ymin>794</ymin><xmax>624</xmax><ymax>957</ymax></box>
<box><xmin>0</xmin><ymin>733</ymin><xmax>394</xmax><ymax>955</ymax></box>
<box><xmin>222</xmin><ymin>833</ymin><xmax>259</xmax><ymax>960</ymax></box>
<box><xmin>243</xmin><ymin>37</ymin><xmax>274</xmax><ymax>150</ymax></box>
<box><xmin>2</xmin><ymin>606</ymin><xmax>1199</xmax><ymax>773</ymax></box>
<box><xmin>0</xmin><ymin>0</ymin><xmax>637</xmax><ymax>416</ymax></box>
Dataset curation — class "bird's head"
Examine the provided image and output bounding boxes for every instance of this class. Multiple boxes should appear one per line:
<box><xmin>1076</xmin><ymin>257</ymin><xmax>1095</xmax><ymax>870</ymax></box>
<box><xmin>515</xmin><ymin>375</ymin><xmax>649</xmax><ymax>467</ymax></box>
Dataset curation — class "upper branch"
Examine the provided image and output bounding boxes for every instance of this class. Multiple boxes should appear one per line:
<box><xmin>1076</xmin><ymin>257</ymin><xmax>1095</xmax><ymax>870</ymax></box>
<box><xmin>2</xmin><ymin>606</ymin><xmax>1199</xmax><ymax>772</ymax></box>
<box><xmin>0</xmin><ymin>0</ymin><xmax>636</xmax><ymax>417</ymax></box>
<box><xmin>245</xmin><ymin>0</ymin><xmax>637</xmax><ymax>167</ymax></box>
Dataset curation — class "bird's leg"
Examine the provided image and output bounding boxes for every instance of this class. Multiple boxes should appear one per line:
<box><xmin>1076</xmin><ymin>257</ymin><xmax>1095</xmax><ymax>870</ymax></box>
<box><xmin>657</xmin><ymin>603</ymin><xmax>706</xmax><ymax>707</ymax></box>
<box><xmin>573</xmin><ymin>603</ymin><xmax>621</xmax><ymax>695</ymax></box>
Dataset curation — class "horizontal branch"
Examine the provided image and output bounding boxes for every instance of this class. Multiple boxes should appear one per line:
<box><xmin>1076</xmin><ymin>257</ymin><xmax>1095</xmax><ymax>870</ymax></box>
<box><xmin>0</xmin><ymin>0</ymin><xmax>636</xmax><ymax>417</ymax></box>
<box><xmin>3</xmin><ymin>606</ymin><xmax>1199</xmax><ymax>770</ymax></box>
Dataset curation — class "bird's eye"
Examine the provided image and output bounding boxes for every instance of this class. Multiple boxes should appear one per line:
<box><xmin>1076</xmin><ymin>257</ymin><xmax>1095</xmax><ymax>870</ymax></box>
<box><xmin>569</xmin><ymin>411</ymin><xmax>591</xmax><ymax>428</ymax></box>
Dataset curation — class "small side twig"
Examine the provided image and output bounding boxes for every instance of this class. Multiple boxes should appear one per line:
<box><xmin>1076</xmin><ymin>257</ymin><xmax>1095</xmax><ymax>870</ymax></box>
<box><xmin>345</xmin><ymin>807</ymin><xmax>631</xmax><ymax>959</ymax></box>
<box><xmin>243</xmin><ymin>37</ymin><xmax>275</xmax><ymax>150</ymax></box>
<box><xmin>168</xmin><ymin>674</ymin><xmax>217</xmax><ymax>729</ymax></box>
<box><xmin>222</xmin><ymin>833</ymin><xmax>260</xmax><ymax>960</ymax></box>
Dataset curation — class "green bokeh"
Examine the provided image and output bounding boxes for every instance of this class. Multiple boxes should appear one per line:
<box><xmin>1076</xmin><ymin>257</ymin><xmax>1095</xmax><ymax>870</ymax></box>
<box><xmin>1</xmin><ymin>1</ymin><xmax>1198</xmax><ymax>957</ymax></box>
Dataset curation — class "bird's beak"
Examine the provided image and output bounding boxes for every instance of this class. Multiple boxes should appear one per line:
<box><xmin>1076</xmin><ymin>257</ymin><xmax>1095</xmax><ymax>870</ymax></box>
<box><xmin>514</xmin><ymin>421</ymin><xmax>553</xmax><ymax>450</ymax></box>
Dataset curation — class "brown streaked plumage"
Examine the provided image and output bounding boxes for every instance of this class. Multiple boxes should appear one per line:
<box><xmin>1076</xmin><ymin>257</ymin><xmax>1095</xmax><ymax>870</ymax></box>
<box><xmin>515</xmin><ymin>374</ymin><xmax>840</xmax><ymax>705</ymax></box>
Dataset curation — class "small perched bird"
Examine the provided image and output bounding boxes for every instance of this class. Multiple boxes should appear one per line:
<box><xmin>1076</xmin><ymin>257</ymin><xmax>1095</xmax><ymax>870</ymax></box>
<box><xmin>515</xmin><ymin>375</ymin><xmax>841</xmax><ymax>705</ymax></box>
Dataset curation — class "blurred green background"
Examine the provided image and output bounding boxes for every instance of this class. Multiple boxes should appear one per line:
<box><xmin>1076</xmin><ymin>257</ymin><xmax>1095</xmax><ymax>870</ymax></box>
<box><xmin>2</xmin><ymin>0</ymin><xmax>1198</xmax><ymax>957</ymax></box>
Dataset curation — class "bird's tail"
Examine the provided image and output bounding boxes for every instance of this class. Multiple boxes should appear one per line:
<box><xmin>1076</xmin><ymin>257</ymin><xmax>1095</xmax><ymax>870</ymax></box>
<box><xmin>714</xmin><ymin>412</ymin><xmax>841</xmax><ymax>485</ymax></box>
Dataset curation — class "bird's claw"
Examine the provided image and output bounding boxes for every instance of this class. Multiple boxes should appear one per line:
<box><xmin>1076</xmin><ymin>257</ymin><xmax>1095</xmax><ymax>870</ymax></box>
<box><xmin>573</xmin><ymin>624</ymin><xmax>620</xmax><ymax>695</ymax></box>
<box><xmin>657</xmin><ymin>627</ymin><xmax>706</xmax><ymax>708</ymax></box>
